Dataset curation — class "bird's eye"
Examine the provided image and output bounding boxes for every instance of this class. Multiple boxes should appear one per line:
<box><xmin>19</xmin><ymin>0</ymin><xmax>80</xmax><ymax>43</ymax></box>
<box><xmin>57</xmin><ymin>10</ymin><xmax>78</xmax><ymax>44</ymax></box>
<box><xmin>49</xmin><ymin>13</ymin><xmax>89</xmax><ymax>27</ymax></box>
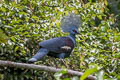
<box><xmin>73</xmin><ymin>30</ymin><xmax>77</xmax><ymax>33</ymax></box>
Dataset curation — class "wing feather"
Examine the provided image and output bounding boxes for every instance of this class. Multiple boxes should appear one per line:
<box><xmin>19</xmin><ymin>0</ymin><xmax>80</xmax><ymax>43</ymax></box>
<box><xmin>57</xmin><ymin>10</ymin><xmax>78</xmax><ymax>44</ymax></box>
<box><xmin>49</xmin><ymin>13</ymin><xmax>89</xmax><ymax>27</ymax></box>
<box><xmin>39</xmin><ymin>37</ymin><xmax>74</xmax><ymax>53</ymax></box>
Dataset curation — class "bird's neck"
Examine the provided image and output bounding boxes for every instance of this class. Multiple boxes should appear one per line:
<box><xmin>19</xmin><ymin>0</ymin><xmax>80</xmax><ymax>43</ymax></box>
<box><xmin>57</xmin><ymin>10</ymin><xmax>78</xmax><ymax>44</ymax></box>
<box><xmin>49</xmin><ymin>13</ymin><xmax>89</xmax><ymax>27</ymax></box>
<box><xmin>68</xmin><ymin>33</ymin><xmax>76</xmax><ymax>45</ymax></box>
<box><xmin>70</xmin><ymin>33</ymin><xmax>76</xmax><ymax>39</ymax></box>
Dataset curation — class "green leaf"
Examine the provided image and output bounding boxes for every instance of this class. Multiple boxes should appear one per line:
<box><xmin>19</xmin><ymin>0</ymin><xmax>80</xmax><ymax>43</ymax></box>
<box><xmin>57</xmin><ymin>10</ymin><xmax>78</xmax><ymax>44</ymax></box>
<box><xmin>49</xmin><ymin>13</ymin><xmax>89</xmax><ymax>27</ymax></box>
<box><xmin>72</xmin><ymin>76</ymin><xmax>79</xmax><ymax>80</ymax></box>
<box><xmin>54</xmin><ymin>69</ymin><xmax>67</xmax><ymax>80</ymax></box>
<box><xmin>88</xmin><ymin>0</ymin><xmax>92</xmax><ymax>3</ymax></box>
<box><xmin>11</xmin><ymin>36</ymin><xmax>16</xmax><ymax>42</ymax></box>
<box><xmin>64</xmin><ymin>78</ymin><xmax>70</xmax><ymax>80</ymax></box>
<box><xmin>54</xmin><ymin>72</ymin><xmax>62</xmax><ymax>80</ymax></box>
<box><xmin>0</xmin><ymin>29</ymin><xmax>8</xmax><ymax>43</ymax></box>
<box><xmin>32</xmin><ymin>15</ymin><xmax>39</xmax><ymax>20</ymax></box>
<box><xmin>14</xmin><ymin>46</ymin><xmax>19</xmax><ymax>52</ymax></box>
<box><xmin>80</xmin><ymin>66</ymin><xmax>98</xmax><ymax>80</ymax></box>
<box><xmin>97</xmin><ymin>70</ymin><xmax>104</xmax><ymax>80</ymax></box>
<box><xmin>104</xmin><ymin>0</ymin><xmax>108</xmax><ymax>6</ymax></box>
<box><xmin>97</xmin><ymin>15</ymin><xmax>102</xmax><ymax>20</ymax></box>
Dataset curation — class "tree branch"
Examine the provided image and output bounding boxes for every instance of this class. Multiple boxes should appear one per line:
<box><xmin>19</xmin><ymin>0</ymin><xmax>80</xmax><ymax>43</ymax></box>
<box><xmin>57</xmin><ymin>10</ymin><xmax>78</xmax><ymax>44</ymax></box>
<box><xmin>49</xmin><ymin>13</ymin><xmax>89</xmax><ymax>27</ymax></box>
<box><xmin>0</xmin><ymin>60</ymin><xmax>96</xmax><ymax>80</ymax></box>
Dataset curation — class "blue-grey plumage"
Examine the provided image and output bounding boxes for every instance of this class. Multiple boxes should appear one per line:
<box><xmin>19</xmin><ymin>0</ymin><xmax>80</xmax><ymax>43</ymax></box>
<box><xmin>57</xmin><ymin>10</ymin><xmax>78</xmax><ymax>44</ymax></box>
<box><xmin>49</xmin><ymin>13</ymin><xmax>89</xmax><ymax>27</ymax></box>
<box><xmin>28</xmin><ymin>35</ymin><xmax>76</xmax><ymax>63</ymax></box>
<box><xmin>28</xmin><ymin>48</ymin><xmax>49</xmax><ymax>63</ymax></box>
<box><xmin>39</xmin><ymin>36</ymin><xmax>74</xmax><ymax>54</ymax></box>
<box><xmin>28</xmin><ymin>14</ymin><xmax>81</xmax><ymax>63</ymax></box>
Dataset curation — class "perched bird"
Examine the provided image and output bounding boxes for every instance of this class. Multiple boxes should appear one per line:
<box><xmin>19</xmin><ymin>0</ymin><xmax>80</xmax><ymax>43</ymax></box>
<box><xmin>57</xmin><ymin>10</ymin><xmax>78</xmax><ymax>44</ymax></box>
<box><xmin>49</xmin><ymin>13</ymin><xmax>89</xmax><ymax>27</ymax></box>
<box><xmin>28</xmin><ymin>14</ymin><xmax>81</xmax><ymax>63</ymax></box>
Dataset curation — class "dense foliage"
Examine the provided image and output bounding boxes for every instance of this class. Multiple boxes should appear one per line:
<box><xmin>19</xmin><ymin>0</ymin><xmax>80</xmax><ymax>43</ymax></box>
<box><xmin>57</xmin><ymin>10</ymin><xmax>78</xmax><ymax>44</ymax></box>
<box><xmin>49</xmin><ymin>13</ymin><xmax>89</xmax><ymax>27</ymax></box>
<box><xmin>0</xmin><ymin>0</ymin><xmax>120</xmax><ymax>80</ymax></box>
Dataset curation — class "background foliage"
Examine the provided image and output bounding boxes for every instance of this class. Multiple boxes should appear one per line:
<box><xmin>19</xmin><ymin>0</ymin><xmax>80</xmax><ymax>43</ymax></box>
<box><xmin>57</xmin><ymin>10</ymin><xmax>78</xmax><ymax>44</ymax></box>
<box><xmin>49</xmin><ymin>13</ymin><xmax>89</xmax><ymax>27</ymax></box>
<box><xmin>0</xmin><ymin>0</ymin><xmax>120</xmax><ymax>80</ymax></box>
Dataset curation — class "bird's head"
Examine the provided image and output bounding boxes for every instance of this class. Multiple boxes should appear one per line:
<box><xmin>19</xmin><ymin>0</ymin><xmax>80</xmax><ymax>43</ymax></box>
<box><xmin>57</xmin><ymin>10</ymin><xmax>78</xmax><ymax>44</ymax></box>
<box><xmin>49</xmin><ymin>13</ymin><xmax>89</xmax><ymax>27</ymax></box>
<box><xmin>70</xmin><ymin>28</ymin><xmax>79</xmax><ymax>35</ymax></box>
<box><xmin>60</xmin><ymin>14</ymin><xmax>81</xmax><ymax>34</ymax></box>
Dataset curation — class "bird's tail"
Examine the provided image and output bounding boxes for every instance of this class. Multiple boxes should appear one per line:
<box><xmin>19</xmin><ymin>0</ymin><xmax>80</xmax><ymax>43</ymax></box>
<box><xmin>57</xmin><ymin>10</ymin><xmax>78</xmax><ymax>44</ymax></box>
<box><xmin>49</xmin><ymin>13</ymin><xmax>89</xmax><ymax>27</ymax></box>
<box><xmin>28</xmin><ymin>48</ymin><xmax>48</xmax><ymax>63</ymax></box>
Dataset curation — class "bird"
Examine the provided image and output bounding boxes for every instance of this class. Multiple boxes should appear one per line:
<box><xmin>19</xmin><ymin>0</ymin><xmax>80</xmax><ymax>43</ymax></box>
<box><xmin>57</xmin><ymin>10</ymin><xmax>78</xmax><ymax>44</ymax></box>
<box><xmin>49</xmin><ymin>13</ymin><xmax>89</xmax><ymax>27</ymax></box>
<box><xmin>28</xmin><ymin>14</ymin><xmax>81</xmax><ymax>63</ymax></box>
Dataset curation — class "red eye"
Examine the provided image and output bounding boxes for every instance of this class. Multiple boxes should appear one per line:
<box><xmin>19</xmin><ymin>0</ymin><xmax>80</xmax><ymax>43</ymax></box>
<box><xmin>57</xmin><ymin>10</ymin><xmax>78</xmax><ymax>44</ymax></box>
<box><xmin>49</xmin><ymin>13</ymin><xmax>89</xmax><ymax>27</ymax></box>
<box><xmin>73</xmin><ymin>30</ymin><xmax>77</xmax><ymax>33</ymax></box>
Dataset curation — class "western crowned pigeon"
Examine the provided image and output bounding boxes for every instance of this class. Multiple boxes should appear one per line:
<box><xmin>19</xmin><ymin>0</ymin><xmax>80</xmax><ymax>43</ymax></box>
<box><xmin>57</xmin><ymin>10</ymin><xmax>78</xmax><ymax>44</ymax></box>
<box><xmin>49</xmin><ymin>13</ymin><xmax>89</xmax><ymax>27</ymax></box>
<box><xmin>28</xmin><ymin>14</ymin><xmax>81</xmax><ymax>63</ymax></box>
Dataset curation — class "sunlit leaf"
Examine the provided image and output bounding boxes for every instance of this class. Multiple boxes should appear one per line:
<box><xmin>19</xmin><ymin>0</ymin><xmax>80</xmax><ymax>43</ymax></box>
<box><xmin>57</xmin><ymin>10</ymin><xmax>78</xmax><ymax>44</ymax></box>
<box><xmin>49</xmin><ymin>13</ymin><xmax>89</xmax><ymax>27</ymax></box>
<box><xmin>97</xmin><ymin>70</ymin><xmax>104</xmax><ymax>80</ymax></box>
<box><xmin>80</xmin><ymin>66</ymin><xmax>98</xmax><ymax>80</ymax></box>
<box><xmin>0</xmin><ymin>29</ymin><xmax>8</xmax><ymax>43</ymax></box>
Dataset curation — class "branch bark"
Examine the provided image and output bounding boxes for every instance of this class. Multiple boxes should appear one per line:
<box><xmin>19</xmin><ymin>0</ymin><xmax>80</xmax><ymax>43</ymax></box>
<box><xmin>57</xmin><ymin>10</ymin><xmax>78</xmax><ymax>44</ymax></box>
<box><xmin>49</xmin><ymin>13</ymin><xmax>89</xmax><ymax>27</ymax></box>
<box><xmin>0</xmin><ymin>60</ymin><xmax>96</xmax><ymax>80</ymax></box>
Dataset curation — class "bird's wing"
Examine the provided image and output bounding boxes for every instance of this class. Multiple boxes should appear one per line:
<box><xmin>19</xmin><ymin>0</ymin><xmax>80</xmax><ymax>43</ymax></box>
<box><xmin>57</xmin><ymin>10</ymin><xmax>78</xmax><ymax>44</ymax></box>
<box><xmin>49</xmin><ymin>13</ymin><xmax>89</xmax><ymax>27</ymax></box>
<box><xmin>39</xmin><ymin>37</ymin><xmax>74</xmax><ymax>53</ymax></box>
